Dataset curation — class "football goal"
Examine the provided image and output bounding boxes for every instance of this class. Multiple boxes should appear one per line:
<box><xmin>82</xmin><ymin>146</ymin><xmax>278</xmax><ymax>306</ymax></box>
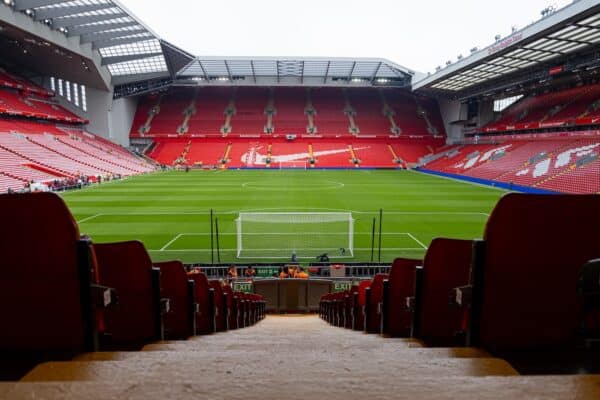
<box><xmin>278</xmin><ymin>160</ymin><xmax>307</xmax><ymax>169</ymax></box>
<box><xmin>235</xmin><ymin>212</ymin><xmax>354</xmax><ymax>259</ymax></box>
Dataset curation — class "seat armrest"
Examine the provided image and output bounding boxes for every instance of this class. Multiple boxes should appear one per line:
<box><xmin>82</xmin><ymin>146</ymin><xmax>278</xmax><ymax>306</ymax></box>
<box><xmin>160</xmin><ymin>298</ymin><xmax>171</xmax><ymax>314</ymax></box>
<box><xmin>90</xmin><ymin>284</ymin><xmax>117</xmax><ymax>308</ymax></box>
<box><xmin>451</xmin><ymin>285</ymin><xmax>472</xmax><ymax>308</ymax></box>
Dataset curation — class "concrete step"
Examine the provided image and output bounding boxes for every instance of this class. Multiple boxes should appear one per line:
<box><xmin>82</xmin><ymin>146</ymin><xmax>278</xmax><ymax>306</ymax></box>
<box><xmin>5</xmin><ymin>375</ymin><xmax>600</xmax><ymax>399</ymax></box>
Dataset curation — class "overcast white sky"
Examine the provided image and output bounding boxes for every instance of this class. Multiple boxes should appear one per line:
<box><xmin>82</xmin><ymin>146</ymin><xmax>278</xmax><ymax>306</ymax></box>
<box><xmin>120</xmin><ymin>0</ymin><xmax>572</xmax><ymax>74</ymax></box>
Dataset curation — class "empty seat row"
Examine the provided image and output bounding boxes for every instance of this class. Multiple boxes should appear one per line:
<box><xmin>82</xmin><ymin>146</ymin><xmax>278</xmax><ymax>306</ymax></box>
<box><xmin>321</xmin><ymin>193</ymin><xmax>600</xmax><ymax>373</ymax></box>
<box><xmin>0</xmin><ymin>192</ymin><xmax>265</xmax><ymax>380</ymax></box>
<box><xmin>130</xmin><ymin>87</ymin><xmax>446</xmax><ymax>137</ymax></box>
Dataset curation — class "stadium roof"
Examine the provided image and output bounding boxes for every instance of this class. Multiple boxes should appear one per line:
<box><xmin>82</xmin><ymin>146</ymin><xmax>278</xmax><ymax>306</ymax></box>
<box><xmin>0</xmin><ymin>0</ymin><xmax>197</xmax><ymax>88</ymax></box>
<box><xmin>112</xmin><ymin>56</ymin><xmax>414</xmax><ymax>98</ymax></box>
<box><xmin>8</xmin><ymin>0</ymin><xmax>175</xmax><ymax>77</ymax></box>
<box><xmin>1</xmin><ymin>1</ymin><xmax>414</xmax><ymax>93</ymax></box>
<box><xmin>176</xmin><ymin>57</ymin><xmax>413</xmax><ymax>85</ymax></box>
<box><xmin>413</xmin><ymin>0</ymin><xmax>600</xmax><ymax>97</ymax></box>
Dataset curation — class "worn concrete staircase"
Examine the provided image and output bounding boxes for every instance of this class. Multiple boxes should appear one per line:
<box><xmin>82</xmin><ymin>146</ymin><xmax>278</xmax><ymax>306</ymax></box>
<box><xmin>3</xmin><ymin>315</ymin><xmax>600</xmax><ymax>399</ymax></box>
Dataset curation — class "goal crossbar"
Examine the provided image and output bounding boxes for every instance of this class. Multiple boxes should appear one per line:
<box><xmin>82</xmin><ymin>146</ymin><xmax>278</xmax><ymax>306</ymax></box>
<box><xmin>236</xmin><ymin>212</ymin><xmax>354</xmax><ymax>259</ymax></box>
<box><xmin>278</xmin><ymin>160</ymin><xmax>307</xmax><ymax>169</ymax></box>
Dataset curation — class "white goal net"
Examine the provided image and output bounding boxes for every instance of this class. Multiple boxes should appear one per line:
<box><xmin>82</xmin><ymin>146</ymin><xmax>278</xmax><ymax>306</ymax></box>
<box><xmin>235</xmin><ymin>212</ymin><xmax>354</xmax><ymax>259</ymax></box>
<box><xmin>278</xmin><ymin>161</ymin><xmax>307</xmax><ymax>169</ymax></box>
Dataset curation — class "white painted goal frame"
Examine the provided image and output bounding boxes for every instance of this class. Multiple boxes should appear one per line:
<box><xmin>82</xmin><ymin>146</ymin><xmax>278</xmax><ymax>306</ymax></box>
<box><xmin>278</xmin><ymin>160</ymin><xmax>307</xmax><ymax>169</ymax></box>
<box><xmin>235</xmin><ymin>212</ymin><xmax>354</xmax><ymax>259</ymax></box>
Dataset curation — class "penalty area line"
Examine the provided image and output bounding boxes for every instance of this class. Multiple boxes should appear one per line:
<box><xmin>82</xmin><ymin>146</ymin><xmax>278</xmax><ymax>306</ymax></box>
<box><xmin>77</xmin><ymin>214</ymin><xmax>102</xmax><ymax>224</ymax></box>
<box><xmin>160</xmin><ymin>233</ymin><xmax>184</xmax><ymax>251</ymax></box>
<box><xmin>148</xmin><ymin>247</ymin><xmax>425</xmax><ymax>252</ymax></box>
<box><xmin>406</xmin><ymin>232</ymin><xmax>428</xmax><ymax>249</ymax></box>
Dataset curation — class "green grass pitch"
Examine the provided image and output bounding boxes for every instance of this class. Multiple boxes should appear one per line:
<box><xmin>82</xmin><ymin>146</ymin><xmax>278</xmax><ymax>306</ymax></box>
<box><xmin>62</xmin><ymin>169</ymin><xmax>506</xmax><ymax>264</ymax></box>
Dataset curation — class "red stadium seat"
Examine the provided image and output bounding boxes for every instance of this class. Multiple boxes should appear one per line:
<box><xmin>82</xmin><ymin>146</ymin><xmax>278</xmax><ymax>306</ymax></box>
<box><xmin>384</xmin><ymin>258</ymin><xmax>423</xmax><ymax>337</ymax></box>
<box><xmin>365</xmin><ymin>273</ymin><xmax>389</xmax><ymax>334</ymax></box>
<box><xmin>187</xmin><ymin>271</ymin><xmax>214</xmax><ymax>334</ymax></box>
<box><xmin>209</xmin><ymin>280</ymin><xmax>227</xmax><ymax>332</ymax></box>
<box><xmin>0</xmin><ymin>192</ymin><xmax>100</xmax><ymax>378</ymax></box>
<box><xmin>93</xmin><ymin>241</ymin><xmax>158</xmax><ymax>349</ymax></box>
<box><xmin>353</xmin><ymin>280</ymin><xmax>372</xmax><ymax>331</ymax></box>
<box><xmin>154</xmin><ymin>260</ymin><xmax>194</xmax><ymax>340</ymax></box>
<box><xmin>222</xmin><ymin>284</ymin><xmax>237</xmax><ymax>330</ymax></box>
<box><xmin>343</xmin><ymin>290</ymin><xmax>354</xmax><ymax>329</ymax></box>
<box><xmin>469</xmin><ymin>193</ymin><xmax>600</xmax><ymax>352</ymax></box>
<box><xmin>418</xmin><ymin>238</ymin><xmax>473</xmax><ymax>346</ymax></box>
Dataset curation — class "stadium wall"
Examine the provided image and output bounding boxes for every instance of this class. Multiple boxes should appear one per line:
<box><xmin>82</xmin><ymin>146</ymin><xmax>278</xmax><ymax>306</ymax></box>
<box><xmin>109</xmin><ymin>96</ymin><xmax>138</xmax><ymax>147</ymax></box>
<box><xmin>83</xmin><ymin>88</ymin><xmax>137</xmax><ymax>147</ymax></box>
<box><xmin>85</xmin><ymin>87</ymin><xmax>113</xmax><ymax>142</ymax></box>
<box><xmin>416</xmin><ymin>168</ymin><xmax>558</xmax><ymax>194</ymax></box>
<box><xmin>478</xmin><ymin>98</ymin><xmax>496</xmax><ymax>129</ymax></box>
<box><xmin>438</xmin><ymin>99</ymin><xmax>463</xmax><ymax>143</ymax></box>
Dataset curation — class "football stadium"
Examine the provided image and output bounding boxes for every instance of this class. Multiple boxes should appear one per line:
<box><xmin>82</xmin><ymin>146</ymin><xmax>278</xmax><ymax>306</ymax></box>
<box><xmin>0</xmin><ymin>0</ymin><xmax>599</xmax><ymax>397</ymax></box>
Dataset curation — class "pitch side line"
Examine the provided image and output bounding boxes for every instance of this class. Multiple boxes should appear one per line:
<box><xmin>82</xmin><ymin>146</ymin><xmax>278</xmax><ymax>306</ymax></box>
<box><xmin>150</xmin><ymin>247</ymin><xmax>425</xmax><ymax>252</ymax></box>
<box><xmin>409</xmin><ymin>169</ymin><xmax>508</xmax><ymax>193</ymax></box>
<box><xmin>72</xmin><ymin>210</ymin><xmax>490</xmax><ymax>217</ymax></box>
<box><xmin>160</xmin><ymin>232</ymin><xmax>419</xmax><ymax>237</ymax></box>
<box><xmin>158</xmin><ymin>232</ymin><xmax>420</xmax><ymax>251</ymax></box>
<box><xmin>160</xmin><ymin>234</ymin><xmax>184</xmax><ymax>251</ymax></box>
<box><xmin>406</xmin><ymin>232</ymin><xmax>428</xmax><ymax>249</ymax></box>
<box><xmin>76</xmin><ymin>214</ymin><xmax>102</xmax><ymax>223</ymax></box>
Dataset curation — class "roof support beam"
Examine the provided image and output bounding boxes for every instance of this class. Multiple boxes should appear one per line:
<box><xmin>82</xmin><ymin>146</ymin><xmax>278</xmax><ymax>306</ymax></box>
<box><xmin>224</xmin><ymin>60</ymin><xmax>232</xmax><ymax>80</ymax></box>
<box><xmin>250</xmin><ymin>60</ymin><xmax>256</xmax><ymax>83</ymax></box>
<box><xmin>34</xmin><ymin>3</ymin><xmax>115</xmax><ymax>21</ymax></box>
<box><xmin>101</xmin><ymin>52</ymin><xmax>163</xmax><ymax>66</ymax></box>
<box><xmin>55</xmin><ymin>13</ymin><xmax>128</xmax><ymax>29</ymax></box>
<box><xmin>276</xmin><ymin>61</ymin><xmax>280</xmax><ymax>83</ymax></box>
<box><xmin>71</xmin><ymin>21</ymin><xmax>138</xmax><ymax>37</ymax></box>
<box><xmin>300</xmin><ymin>60</ymin><xmax>305</xmax><ymax>84</ymax></box>
<box><xmin>518</xmin><ymin>47</ymin><xmax>564</xmax><ymax>56</ymax></box>
<box><xmin>347</xmin><ymin>61</ymin><xmax>356</xmax><ymax>81</ymax></box>
<box><xmin>93</xmin><ymin>34</ymin><xmax>153</xmax><ymax>49</ymax></box>
<box><xmin>574</xmin><ymin>23</ymin><xmax>600</xmax><ymax>30</ymax></box>
<box><xmin>370</xmin><ymin>61</ymin><xmax>382</xmax><ymax>83</ymax></box>
<box><xmin>81</xmin><ymin>28</ymin><xmax>146</xmax><ymax>44</ymax></box>
<box><xmin>14</xmin><ymin>0</ymin><xmax>70</xmax><ymax>11</ymax></box>
<box><xmin>111</xmin><ymin>71</ymin><xmax>170</xmax><ymax>86</ymax></box>
<box><xmin>198</xmin><ymin>61</ymin><xmax>210</xmax><ymax>81</ymax></box>
<box><xmin>323</xmin><ymin>61</ymin><xmax>331</xmax><ymax>84</ymax></box>
<box><xmin>548</xmin><ymin>36</ymin><xmax>593</xmax><ymax>45</ymax></box>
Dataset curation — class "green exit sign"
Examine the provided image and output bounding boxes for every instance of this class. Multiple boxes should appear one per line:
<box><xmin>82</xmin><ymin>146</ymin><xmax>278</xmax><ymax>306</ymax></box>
<box><xmin>233</xmin><ymin>281</ymin><xmax>253</xmax><ymax>293</ymax></box>
<box><xmin>256</xmin><ymin>267</ymin><xmax>280</xmax><ymax>277</ymax></box>
<box><xmin>333</xmin><ymin>282</ymin><xmax>352</xmax><ymax>292</ymax></box>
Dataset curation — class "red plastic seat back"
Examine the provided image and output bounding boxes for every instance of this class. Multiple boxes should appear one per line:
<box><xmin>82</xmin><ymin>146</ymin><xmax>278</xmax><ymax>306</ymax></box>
<box><xmin>385</xmin><ymin>258</ymin><xmax>422</xmax><ymax>337</ymax></box>
<box><xmin>369</xmin><ymin>274</ymin><xmax>389</xmax><ymax>304</ymax></box>
<box><xmin>209</xmin><ymin>280</ymin><xmax>226</xmax><ymax>331</ymax></box>
<box><xmin>419</xmin><ymin>238</ymin><xmax>472</xmax><ymax>345</ymax></box>
<box><xmin>480</xmin><ymin>193</ymin><xmax>600</xmax><ymax>350</ymax></box>
<box><xmin>356</xmin><ymin>280</ymin><xmax>371</xmax><ymax>306</ymax></box>
<box><xmin>187</xmin><ymin>271</ymin><xmax>211</xmax><ymax>334</ymax></box>
<box><xmin>0</xmin><ymin>192</ymin><xmax>85</xmax><ymax>352</ymax></box>
<box><xmin>94</xmin><ymin>241</ymin><xmax>155</xmax><ymax>348</ymax></box>
<box><xmin>222</xmin><ymin>285</ymin><xmax>237</xmax><ymax>329</ymax></box>
<box><xmin>155</xmin><ymin>260</ymin><xmax>192</xmax><ymax>340</ymax></box>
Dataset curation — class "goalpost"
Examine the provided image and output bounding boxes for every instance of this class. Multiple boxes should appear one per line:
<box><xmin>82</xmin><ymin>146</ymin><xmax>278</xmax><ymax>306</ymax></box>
<box><xmin>278</xmin><ymin>160</ymin><xmax>307</xmax><ymax>169</ymax></box>
<box><xmin>235</xmin><ymin>212</ymin><xmax>354</xmax><ymax>259</ymax></box>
